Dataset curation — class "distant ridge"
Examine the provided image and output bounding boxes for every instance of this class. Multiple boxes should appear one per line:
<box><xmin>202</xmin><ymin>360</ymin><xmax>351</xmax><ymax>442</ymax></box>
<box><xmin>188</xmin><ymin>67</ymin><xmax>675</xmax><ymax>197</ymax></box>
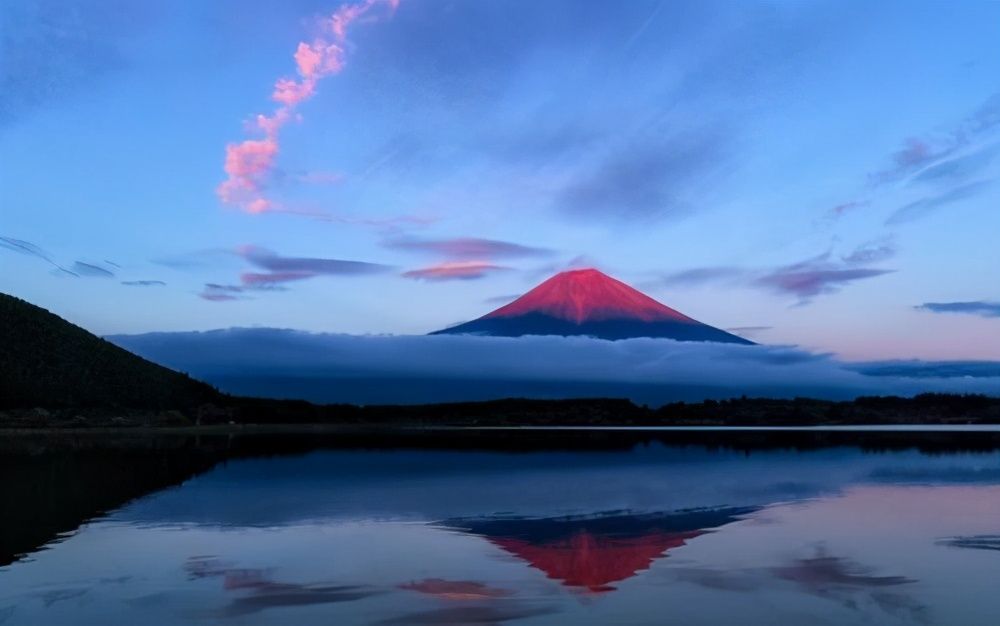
<box><xmin>0</xmin><ymin>293</ymin><xmax>218</xmax><ymax>410</ymax></box>
<box><xmin>432</xmin><ymin>268</ymin><xmax>753</xmax><ymax>344</ymax></box>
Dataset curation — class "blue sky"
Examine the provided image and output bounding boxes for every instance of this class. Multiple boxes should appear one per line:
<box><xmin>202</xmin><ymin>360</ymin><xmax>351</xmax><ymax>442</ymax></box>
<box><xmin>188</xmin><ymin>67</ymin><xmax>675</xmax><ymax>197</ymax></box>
<box><xmin>2</xmin><ymin>0</ymin><xmax>999</xmax><ymax>361</ymax></box>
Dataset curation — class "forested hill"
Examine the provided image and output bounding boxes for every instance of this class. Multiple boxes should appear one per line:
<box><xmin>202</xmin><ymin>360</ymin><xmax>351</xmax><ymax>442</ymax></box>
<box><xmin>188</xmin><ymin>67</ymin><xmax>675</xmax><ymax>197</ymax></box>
<box><xmin>0</xmin><ymin>293</ymin><xmax>219</xmax><ymax>410</ymax></box>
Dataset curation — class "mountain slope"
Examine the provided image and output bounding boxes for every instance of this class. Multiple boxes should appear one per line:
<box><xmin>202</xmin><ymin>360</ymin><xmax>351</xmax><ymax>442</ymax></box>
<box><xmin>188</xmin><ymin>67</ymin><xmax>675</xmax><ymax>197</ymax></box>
<box><xmin>432</xmin><ymin>268</ymin><xmax>753</xmax><ymax>344</ymax></box>
<box><xmin>0</xmin><ymin>293</ymin><xmax>219</xmax><ymax>410</ymax></box>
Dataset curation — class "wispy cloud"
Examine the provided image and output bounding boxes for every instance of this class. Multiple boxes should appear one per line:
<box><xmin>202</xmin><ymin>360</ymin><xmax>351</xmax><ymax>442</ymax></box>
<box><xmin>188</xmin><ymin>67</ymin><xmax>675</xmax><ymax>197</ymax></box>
<box><xmin>0</xmin><ymin>2</ymin><xmax>148</xmax><ymax>127</ymax></box>
<box><xmin>240</xmin><ymin>271</ymin><xmax>314</xmax><ymax>287</ymax></box>
<box><xmin>484</xmin><ymin>294</ymin><xmax>521</xmax><ymax>305</ymax></box>
<box><xmin>829</xmin><ymin>92</ymin><xmax>1000</xmax><ymax>222</ymax></box>
<box><xmin>238</xmin><ymin>245</ymin><xmax>390</xmax><ymax>276</ymax></box>
<box><xmin>841</xmin><ymin>237</ymin><xmax>896</xmax><ymax>265</ymax></box>
<box><xmin>660</xmin><ymin>246</ymin><xmax>895</xmax><ymax>304</ymax></box>
<box><xmin>827</xmin><ymin>200</ymin><xmax>868</xmax><ymax>218</ymax></box>
<box><xmin>915</xmin><ymin>301</ymin><xmax>1000</xmax><ymax>318</ymax></box>
<box><xmin>756</xmin><ymin>255</ymin><xmax>893</xmax><ymax>302</ymax></box>
<box><xmin>556</xmin><ymin>130</ymin><xmax>726</xmax><ymax>221</ymax></box>
<box><xmin>121</xmin><ymin>280</ymin><xmax>166</xmax><ymax>287</ymax></box>
<box><xmin>72</xmin><ymin>261</ymin><xmax>115</xmax><ymax>278</ymax></box>
<box><xmin>217</xmin><ymin>0</ymin><xmax>400</xmax><ymax>214</ymax></box>
<box><xmin>385</xmin><ymin>237</ymin><xmax>553</xmax><ymax>260</ymax></box>
<box><xmin>886</xmin><ymin>180</ymin><xmax>995</xmax><ymax>225</ymax></box>
<box><xmin>660</xmin><ymin>266</ymin><xmax>748</xmax><ymax>288</ymax></box>
<box><xmin>1</xmin><ymin>236</ymin><xmax>52</xmax><ymax>262</ymax></box>
<box><xmin>402</xmin><ymin>261</ymin><xmax>510</xmax><ymax>281</ymax></box>
<box><xmin>194</xmin><ymin>245</ymin><xmax>391</xmax><ymax>301</ymax></box>
<box><xmin>872</xmin><ymin>93</ymin><xmax>1000</xmax><ymax>186</ymax></box>
<box><xmin>909</xmin><ymin>143</ymin><xmax>1000</xmax><ymax>185</ymax></box>
<box><xmin>199</xmin><ymin>284</ymin><xmax>246</xmax><ymax>302</ymax></box>
<box><xmin>726</xmin><ymin>326</ymin><xmax>773</xmax><ymax>337</ymax></box>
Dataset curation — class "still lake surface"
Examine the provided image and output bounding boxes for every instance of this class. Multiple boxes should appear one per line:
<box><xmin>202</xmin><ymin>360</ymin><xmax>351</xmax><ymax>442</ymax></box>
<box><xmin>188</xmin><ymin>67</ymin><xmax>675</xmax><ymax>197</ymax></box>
<box><xmin>1</xmin><ymin>429</ymin><xmax>999</xmax><ymax>625</ymax></box>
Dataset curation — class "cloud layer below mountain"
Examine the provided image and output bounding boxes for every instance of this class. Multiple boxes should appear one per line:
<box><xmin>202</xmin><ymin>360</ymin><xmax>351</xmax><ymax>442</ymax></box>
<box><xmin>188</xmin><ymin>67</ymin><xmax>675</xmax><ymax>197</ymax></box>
<box><xmin>108</xmin><ymin>329</ymin><xmax>1000</xmax><ymax>406</ymax></box>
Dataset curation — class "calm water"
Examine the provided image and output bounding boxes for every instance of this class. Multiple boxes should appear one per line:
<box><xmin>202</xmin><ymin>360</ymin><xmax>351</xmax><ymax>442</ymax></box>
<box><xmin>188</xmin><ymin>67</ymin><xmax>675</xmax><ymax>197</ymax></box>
<box><xmin>1</xmin><ymin>430</ymin><xmax>1000</xmax><ymax>625</ymax></box>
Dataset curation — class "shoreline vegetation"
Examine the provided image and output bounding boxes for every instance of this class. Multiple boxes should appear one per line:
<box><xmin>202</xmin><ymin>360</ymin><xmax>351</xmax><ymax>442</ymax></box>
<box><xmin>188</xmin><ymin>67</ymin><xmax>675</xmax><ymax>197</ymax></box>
<box><xmin>3</xmin><ymin>393</ymin><xmax>1000</xmax><ymax>430</ymax></box>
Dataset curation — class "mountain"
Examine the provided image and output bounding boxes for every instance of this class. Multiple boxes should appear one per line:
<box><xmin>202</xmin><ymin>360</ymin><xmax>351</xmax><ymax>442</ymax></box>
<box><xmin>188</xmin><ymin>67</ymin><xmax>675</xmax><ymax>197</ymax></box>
<box><xmin>0</xmin><ymin>293</ymin><xmax>219</xmax><ymax>410</ymax></box>
<box><xmin>431</xmin><ymin>268</ymin><xmax>753</xmax><ymax>344</ymax></box>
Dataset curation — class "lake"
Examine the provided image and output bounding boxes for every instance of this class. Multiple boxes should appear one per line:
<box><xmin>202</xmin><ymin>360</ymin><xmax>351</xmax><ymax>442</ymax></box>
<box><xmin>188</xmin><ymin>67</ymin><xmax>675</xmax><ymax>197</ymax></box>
<box><xmin>1</xmin><ymin>429</ymin><xmax>999</xmax><ymax>625</ymax></box>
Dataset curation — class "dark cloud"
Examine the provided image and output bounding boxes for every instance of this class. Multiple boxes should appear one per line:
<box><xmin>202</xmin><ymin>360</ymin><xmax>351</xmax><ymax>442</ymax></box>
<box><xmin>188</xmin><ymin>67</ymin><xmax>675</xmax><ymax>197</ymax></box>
<box><xmin>238</xmin><ymin>246</ymin><xmax>390</xmax><ymax>276</ymax></box>
<box><xmin>121</xmin><ymin>280</ymin><xmax>166</xmax><ymax>287</ymax></box>
<box><xmin>385</xmin><ymin>237</ymin><xmax>553</xmax><ymax>260</ymax></box>
<box><xmin>71</xmin><ymin>261</ymin><xmax>115</xmax><ymax>278</ymax></box>
<box><xmin>915</xmin><ymin>301</ymin><xmax>1000</xmax><ymax>318</ymax></box>
<box><xmin>886</xmin><ymin>180</ymin><xmax>995</xmax><ymax>225</ymax></box>
<box><xmin>106</xmin><ymin>330</ymin><xmax>1000</xmax><ymax>406</ymax></box>
<box><xmin>556</xmin><ymin>131</ymin><xmax>725</xmax><ymax>221</ymax></box>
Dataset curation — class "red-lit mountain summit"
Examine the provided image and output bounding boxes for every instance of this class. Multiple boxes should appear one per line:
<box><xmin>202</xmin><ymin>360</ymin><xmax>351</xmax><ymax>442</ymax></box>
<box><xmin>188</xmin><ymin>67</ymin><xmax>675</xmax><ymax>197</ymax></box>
<box><xmin>432</xmin><ymin>268</ymin><xmax>753</xmax><ymax>344</ymax></box>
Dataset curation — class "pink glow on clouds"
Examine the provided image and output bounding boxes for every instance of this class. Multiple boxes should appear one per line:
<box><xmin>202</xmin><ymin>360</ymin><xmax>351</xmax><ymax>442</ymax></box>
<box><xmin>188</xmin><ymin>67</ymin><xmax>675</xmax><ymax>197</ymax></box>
<box><xmin>216</xmin><ymin>0</ymin><xmax>399</xmax><ymax>213</ymax></box>
<box><xmin>403</xmin><ymin>261</ymin><xmax>511</xmax><ymax>281</ymax></box>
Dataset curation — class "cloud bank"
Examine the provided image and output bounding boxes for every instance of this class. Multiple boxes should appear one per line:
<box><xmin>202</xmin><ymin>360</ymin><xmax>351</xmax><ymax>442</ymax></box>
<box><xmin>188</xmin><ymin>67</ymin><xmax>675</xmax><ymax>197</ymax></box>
<box><xmin>108</xmin><ymin>329</ymin><xmax>1000</xmax><ymax>406</ymax></box>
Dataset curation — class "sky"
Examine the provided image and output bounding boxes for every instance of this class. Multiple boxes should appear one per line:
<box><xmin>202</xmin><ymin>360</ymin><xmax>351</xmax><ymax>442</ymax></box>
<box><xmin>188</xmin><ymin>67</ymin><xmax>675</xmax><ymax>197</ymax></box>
<box><xmin>2</xmin><ymin>0</ymin><xmax>1000</xmax><ymax>362</ymax></box>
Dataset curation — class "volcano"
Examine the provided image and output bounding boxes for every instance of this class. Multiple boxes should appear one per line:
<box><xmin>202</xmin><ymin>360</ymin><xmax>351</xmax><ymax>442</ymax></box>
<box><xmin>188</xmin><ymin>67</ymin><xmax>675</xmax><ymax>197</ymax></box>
<box><xmin>431</xmin><ymin>268</ymin><xmax>752</xmax><ymax>344</ymax></box>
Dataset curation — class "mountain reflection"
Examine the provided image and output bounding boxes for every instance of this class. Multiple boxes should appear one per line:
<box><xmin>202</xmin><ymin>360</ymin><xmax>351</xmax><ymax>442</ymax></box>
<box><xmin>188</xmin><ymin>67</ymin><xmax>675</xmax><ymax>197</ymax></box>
<box><xmin>445</xmin><ymin>508</ymin><xmax>753</xmax><ymax>592</ymax></box>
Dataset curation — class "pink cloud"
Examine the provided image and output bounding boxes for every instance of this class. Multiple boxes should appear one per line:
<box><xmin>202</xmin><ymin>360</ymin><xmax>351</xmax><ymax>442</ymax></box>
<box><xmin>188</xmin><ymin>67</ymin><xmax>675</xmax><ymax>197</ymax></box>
<box><xmin>217</xmin><ymin>137</ymin><xmax>279</xmax><ymax>210</ymax></box>
<box><xmin>295</xmin><ymin>41</ymin><xmax>346</xmax><ymax>79</ymax></box>
<box><xmin>216</xmin><ymin>0</ymin><xmax>400</xmax><ymax>214</ymax></box>
<box><xmin>402</xmin><ymin>261</ymin><xmax>511</xmax><ymax>281</ymax></box>
<box><xmin>272</xmin><ymin>77</ymin><xmax>316</xmax><ymax>106</ymax></box>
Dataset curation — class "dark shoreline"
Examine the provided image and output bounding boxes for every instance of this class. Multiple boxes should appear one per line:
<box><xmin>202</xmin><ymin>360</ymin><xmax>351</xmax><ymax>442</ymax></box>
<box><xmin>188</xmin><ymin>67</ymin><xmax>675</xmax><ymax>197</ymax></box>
<box><xmin>4</xmin><ymin>393</ymin><xmax>1000</xmax><ymax>431</ymax></box>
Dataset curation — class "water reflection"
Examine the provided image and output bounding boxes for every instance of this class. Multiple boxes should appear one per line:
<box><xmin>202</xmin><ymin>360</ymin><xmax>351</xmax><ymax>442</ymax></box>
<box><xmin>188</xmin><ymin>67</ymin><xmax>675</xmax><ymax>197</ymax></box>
<box><xmin>447</xmin><ymin>508</ymin><xmax>752</xmax><ymax>592</ymax></box>
<box><xmin>377</xmin><ymin>605</ymin><xmax>557</xmax><ymax>625</ymax></box>
<box><xmin>1</xmin><ymin>432</ymin><xmax>1000</xmax><ymax>624</ymax></box>
<box><xmin>400</xmin><ymin>579</ymin><xmax>515</xmax><ymax>600</ymax></box>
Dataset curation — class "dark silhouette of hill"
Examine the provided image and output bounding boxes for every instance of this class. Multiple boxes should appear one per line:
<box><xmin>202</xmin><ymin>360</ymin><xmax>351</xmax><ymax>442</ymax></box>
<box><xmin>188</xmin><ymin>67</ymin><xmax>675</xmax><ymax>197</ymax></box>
<box><xmin>0</xmin><ymin>293</ymin><xmax>219</xmax><ymax>411</ymax></box>
<box><xmin>432</xmin><ymin>268</ymin><xmax>752</xmax><ymax>344</ymax></box>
